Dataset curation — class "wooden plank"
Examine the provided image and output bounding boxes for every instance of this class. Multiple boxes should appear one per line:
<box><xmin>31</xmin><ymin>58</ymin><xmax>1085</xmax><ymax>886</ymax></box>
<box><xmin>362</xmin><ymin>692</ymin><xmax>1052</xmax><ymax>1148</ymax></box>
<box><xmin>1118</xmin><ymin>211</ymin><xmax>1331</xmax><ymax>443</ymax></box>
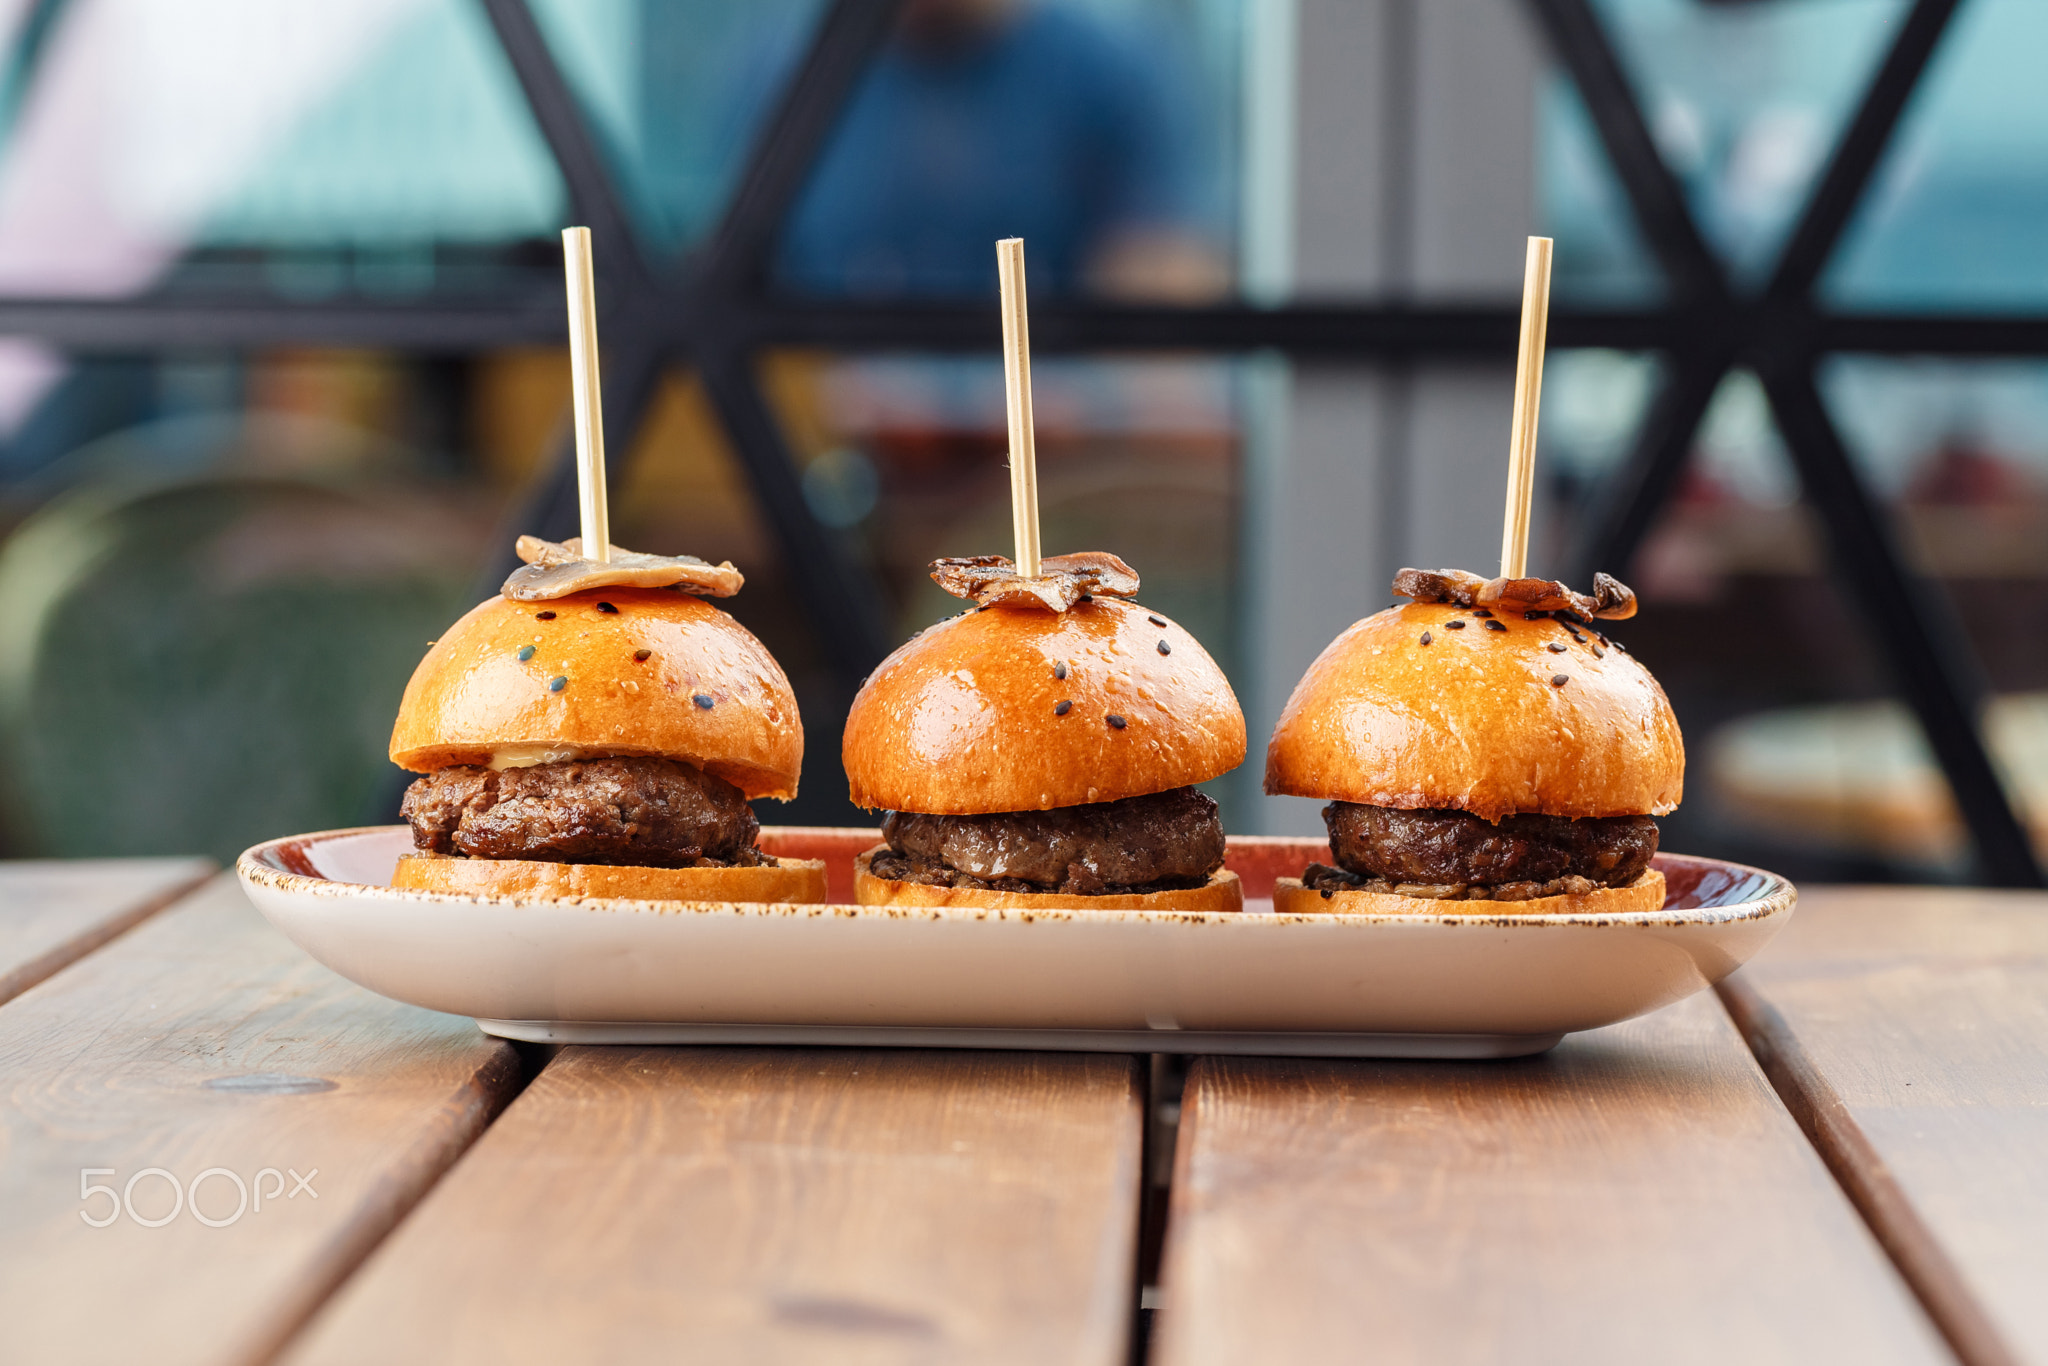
<box><xmin>1152</xmin><ymin>993</ymin><xmax>1952</xmax><ymax>1366</ymax></box>
<box><xmin>0</xmin><ymin>857</ymin><xmax>214</xmax><ymax>1005</ymax></box>
<box><xmin>0</xmin><ymin>874</ymin><xmax>524</xmax><ymax>1366</ymax></box>
<box><xmin>1724</xmin><ymin>887</ymin><xmax>2048</xmax><ymax>1366</ymax></box>
<box><xmin>283</xmin><ymin>1047</ymin><xmax>1145</xmax><ymax>1366</ymax></box>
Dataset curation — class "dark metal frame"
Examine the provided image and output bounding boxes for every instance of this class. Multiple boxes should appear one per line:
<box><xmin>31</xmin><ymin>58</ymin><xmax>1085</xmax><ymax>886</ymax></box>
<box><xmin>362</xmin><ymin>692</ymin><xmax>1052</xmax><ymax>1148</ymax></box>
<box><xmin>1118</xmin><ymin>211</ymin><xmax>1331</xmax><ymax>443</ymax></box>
<box><xmin>0</xmin><ymin>0</ymin><xmax>2039</xmax><ymax>884</ymax></box>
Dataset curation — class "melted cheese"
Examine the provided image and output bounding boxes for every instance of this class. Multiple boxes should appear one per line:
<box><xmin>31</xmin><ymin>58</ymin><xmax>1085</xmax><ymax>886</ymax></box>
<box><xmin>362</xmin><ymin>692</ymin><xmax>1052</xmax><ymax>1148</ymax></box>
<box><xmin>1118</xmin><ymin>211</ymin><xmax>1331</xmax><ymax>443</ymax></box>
<box><xmin>485</xmin><ymin>743</ymin><xmax>591</xmax><ymax>770</ymax></box>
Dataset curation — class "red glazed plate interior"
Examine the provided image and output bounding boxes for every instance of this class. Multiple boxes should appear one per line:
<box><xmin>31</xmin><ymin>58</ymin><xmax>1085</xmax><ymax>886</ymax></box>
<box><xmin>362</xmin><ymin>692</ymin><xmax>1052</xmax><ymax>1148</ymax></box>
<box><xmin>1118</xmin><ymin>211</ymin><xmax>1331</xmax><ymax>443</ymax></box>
<box><xmin>254</xmin><ymin>826</ymin><xmax>1770</xmax><ymax>912</ymax></box>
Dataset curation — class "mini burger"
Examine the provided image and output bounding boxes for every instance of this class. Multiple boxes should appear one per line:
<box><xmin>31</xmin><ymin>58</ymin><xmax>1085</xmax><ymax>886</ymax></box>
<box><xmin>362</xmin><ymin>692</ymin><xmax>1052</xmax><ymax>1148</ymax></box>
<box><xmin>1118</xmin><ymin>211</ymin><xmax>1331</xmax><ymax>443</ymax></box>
<box><xmin>843</xmin><ymin>552</ymin><xmax>1247</xmax><ymax>911</ymax></box>
<box><xmin>1264</xmin><ymin>567</ymin><xmax>1681</xmax><ymax>915</ymax></box>
<box><xmin>387</xmin><ymin>535</ymin><xmax>824</xmax><ymax>902</ymax></box>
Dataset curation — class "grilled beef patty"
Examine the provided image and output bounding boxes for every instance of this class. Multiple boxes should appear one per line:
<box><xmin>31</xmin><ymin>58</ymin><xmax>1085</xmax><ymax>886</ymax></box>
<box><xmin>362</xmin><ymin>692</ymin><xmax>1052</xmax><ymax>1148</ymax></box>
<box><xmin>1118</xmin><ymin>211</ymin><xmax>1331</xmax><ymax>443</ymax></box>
<box><xmin>402</xmin><ymin>756</ymin><xmax>769</xmax><ymax>867</ymax></box>
<box><xmin>874</xmin><ymin>786</ymin><xmax>1226</xmax><ymax>895</ymax></box>
<box><xmin>1319</xmin><ymin>801</ymin><xmax>1657</xmax><ymax>891</ymax></box>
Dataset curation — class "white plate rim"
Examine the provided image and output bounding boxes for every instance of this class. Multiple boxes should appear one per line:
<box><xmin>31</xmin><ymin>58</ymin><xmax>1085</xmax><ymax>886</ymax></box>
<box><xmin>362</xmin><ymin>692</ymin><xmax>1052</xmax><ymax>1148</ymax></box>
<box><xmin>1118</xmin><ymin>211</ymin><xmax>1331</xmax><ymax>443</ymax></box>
<box><xmin>237</xmin><ymin>826</ymin><xmax>1796</xmax><ymax>932</ymax></box>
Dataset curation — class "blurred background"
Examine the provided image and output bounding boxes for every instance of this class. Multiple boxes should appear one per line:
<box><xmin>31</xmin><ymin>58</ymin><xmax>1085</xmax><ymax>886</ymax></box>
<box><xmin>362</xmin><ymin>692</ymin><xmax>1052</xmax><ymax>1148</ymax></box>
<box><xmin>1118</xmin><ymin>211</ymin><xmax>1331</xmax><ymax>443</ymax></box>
<box><xmin>0</xmin><ymin>0</ymin><xmax>2043</xmax><ymax>889</ymax></box>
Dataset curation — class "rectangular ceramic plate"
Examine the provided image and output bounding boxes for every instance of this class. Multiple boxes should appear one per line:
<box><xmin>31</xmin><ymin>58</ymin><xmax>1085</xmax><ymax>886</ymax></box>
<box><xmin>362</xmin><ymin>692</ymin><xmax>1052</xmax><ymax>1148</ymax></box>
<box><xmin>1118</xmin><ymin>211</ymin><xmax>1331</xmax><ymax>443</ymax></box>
<box><xmin>238</xmin><ymin>827</ymin><xmax>1795</xmax><ymax>1059</ymax></box>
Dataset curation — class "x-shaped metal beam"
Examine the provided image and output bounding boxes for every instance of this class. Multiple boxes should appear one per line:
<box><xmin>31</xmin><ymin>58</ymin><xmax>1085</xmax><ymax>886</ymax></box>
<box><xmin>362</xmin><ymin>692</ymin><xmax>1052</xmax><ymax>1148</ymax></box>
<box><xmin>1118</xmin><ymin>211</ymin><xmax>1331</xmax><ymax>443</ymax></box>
<box><xmin>479</xmin><ymin>0</ymin><xmax>901</xmax><ymax>689</ymax></box>
<box><xmin>476</xmin><ymin>0</ymin><xmax>2036</xmax><ymax>881</ymax></box>
<box><xmin>0</xmin><ymin>0</ymin><xmax>2033</xmax><ymax>867</ymax></box>
<box><xmin>1531</xmin><ymin>0</ymin><xmax>2041</xmax><ymax>887</ymax></box>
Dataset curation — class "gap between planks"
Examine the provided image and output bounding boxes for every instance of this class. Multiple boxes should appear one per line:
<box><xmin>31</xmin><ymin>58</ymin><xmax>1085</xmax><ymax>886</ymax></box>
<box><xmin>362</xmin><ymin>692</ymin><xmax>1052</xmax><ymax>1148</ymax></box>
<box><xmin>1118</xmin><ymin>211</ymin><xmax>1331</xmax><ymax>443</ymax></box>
<box><xmin>243</xmin><ymin>1044</ymin><xmax>534</xmax><ymax>1366</ymax></box>
<box><xmin>276</xmin><ymin>1046</ymin><xmax>1148</xmax><ymax>1366</ymax></box>
<box><xmin>16</xmin><ymin>862</ymin><xmax>2001</xmax><ymax>1366</ymax></box>
<box><xmin>0</xmin><ymin>858</ymin><xmax>216</xmax><ymax>1007</ymax></box>
<box><xmin>0</xmin><ymin>875</ymin><xmax>543</xmax><ymax>1366</ymax></box>
<box><xmin>1149</xmin><ymin>993</ymin><xmax>1950</xmax><ymax>1366</ymax></box>
<box><xmin>1717</xmin><ymin>973</ymin><xmax>2024</xmax><ymax>1366</ymax></box>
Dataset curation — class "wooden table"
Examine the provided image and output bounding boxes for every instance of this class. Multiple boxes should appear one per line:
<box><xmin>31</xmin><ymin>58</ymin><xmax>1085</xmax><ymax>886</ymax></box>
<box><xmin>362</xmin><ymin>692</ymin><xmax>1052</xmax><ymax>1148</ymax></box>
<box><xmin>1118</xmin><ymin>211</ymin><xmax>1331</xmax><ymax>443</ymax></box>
<box><xmin>2</xmin><ymin>865</ymin><xmax>2042</xmax><ymax>1366</ymax></box>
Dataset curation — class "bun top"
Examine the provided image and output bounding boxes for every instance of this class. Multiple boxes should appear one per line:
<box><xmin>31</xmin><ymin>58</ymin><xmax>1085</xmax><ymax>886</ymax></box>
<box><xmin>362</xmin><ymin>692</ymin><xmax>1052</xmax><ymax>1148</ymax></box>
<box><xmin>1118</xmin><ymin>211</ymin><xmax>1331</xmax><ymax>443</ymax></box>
<box><xmin>1264</xmin><ymin>601</ymin><xmax>1683</xmax><ymax>820</ymax></box>
<box><xmin>844</xmin><ymin>598</ymin><xmax>1245</xmax><ymax>814</ymax></box>
<box><xmin>389</xmin><ymin>588</ymin><xmax>802</xmax><ymax>799</ymax></box>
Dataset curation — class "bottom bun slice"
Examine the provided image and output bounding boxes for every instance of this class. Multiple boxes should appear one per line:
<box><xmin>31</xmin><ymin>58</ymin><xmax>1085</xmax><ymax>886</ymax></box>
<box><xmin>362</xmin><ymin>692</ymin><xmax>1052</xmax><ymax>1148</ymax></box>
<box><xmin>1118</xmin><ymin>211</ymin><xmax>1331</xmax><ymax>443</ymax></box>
<box><xmin>854</xmin><ymin>847</ymin><xmax>1243</xmax><ymax>913</ymax></box>
<box><xmin>394</xmin><ymin>853</ymin><xmax>827</xmax><ymax>903</ymax></box>
<box><xmin>1273</xmin><ymin>868</ymin><xmax>1666</xmax><ymax>917</ymax></box>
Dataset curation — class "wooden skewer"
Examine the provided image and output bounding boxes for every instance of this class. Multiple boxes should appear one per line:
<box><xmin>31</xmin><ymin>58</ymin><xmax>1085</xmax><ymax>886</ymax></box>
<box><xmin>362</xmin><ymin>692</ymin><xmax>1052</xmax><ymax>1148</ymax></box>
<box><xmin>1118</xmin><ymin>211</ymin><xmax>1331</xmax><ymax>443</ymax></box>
<box><xmin>1500</xmin><ymin>235</ymin><xmax>1553</xmax><ymax>580</ymax></box>
<box><xmin>562</xmin><ymin>226</ymin><xmax>610</xmax><ymax>564</ymax></box>
<box><xmin>997</xmin><ymin>237</ymin><xmax>1041</xmax><ymax>578</ymax></box>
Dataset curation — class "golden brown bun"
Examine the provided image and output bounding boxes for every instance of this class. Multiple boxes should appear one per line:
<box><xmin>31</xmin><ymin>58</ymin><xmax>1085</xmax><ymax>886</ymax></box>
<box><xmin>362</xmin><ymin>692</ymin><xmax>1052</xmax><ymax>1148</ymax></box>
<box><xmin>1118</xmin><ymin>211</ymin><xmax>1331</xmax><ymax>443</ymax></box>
<box><xmin>1265</xmin><ymin>602</ymin><xmax>1683</xmax><ymax>820</ymax></box>
<box><xmin>392</xmin><ymin>853</ymin><xmax>827</xmax><ymax>903</ymax></box>
<box><xmin>853</xmin><ymin>848</ymin><xmax>1243</xmax><ymax>912</ymax></box>
<box><xmin>389</xmin><ymin>588</ymin><xmax>802</xmax><ymax>799</ymax></box>
<box><xmin>844</xmin><ymin>599</ymin><xmax>1245</xmax><ymax>813</ymax></box>
<box><xmin>1273</xmin><ymin>868</ymin><xmax>1665</xmax><ymax>917</ymax></box>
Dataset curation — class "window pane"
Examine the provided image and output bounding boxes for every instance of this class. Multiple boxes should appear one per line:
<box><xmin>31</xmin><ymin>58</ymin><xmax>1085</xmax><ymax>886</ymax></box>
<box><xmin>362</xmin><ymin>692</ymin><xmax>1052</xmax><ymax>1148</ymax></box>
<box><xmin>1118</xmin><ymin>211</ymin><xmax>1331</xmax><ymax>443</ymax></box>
<box><xmin>1539</xmin><ymin>359</ymin><xmax>1988</xmax><ymax>880</ymax></box>
<box><xmin>1538</xmin><ymin>80</ymin><xmax>1665</xmax><ymax>304</ymax></box>
<box><xmin>1587</xmin><ymin>0</ymin><xmax>1908</xmax><ymax>286</ymax></box>
<box><xmin>1823</xmin><ymin>357</ymin><xmax>2048</xmax><ymax>631</ymax></box>
<box><xmin>0</xmin><ymin>345</ymin><xmax>551</xmax><ymax>860</ymax></box>
<box><xmin>1796</xmin><ymin>357</ymin><xmax>2048</xmax><ymax>869</ymax></box>
<box><xmin>525</xmin><ymin>0</ymin><xmax>827</xmax><ymax>258</ymax></box>
<box><xmin>1540</xmin><ymin>349</ymin><xmax>1664</xmax><ymax>505</ymax></box>
<box><xmin>0</xmin><ymin>0</ymin><xmax>565</xmax><ymax>302</ymax></box>
<box><xmin>1826</xmin><ymin>0</ymin><xmax>2048</xmax><ymax>309</ymax></box>
<box><xmin>772</xmin><ymin>0</ymin><xmax>1240</xmax><ymax>300</ymax></box>
<box><xmin>1571</xmin><ymin>358</ymin><xmax>2048</xmax><ymax>881</ymax></box>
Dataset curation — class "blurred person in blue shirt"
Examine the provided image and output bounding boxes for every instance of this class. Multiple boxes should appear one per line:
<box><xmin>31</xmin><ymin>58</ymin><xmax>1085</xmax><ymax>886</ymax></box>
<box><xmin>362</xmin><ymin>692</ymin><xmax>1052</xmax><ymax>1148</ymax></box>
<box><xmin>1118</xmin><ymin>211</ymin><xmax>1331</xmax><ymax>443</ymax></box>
<box><xmin>773</xmin><ymin>0</ymin><xmax>1227</xmax><ymax>301</ymax></box>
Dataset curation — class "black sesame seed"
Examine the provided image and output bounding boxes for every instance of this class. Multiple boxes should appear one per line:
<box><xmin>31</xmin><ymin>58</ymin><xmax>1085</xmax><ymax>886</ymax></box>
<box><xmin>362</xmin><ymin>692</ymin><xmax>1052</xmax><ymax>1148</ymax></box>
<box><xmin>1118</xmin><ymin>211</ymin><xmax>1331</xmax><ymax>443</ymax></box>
<box><xmin>1054</xmin><ymin>661</ymin><xmax>1068</xmax><ymax>680</ymax></box>
<box><xmin>1524</xmin><ymin>610</ymin><xmax>1546</xmax><ymax>621</ymax></box>
<box><xmin>1055</xmin><ymin>700</ymin><xmax>1072</xmax><ymax>716</ymax></box>
<box><xmin>693</xmin><ymin>693</ymin><xmax>715</xmax><ymax>709</ymax></box>
<box><xmin>536</xmin><ymin>610</ymin><xmax>556</xmax><ymax>621</ymax></box>
<box><xmin>1420</xmin><ymin>631</ymin><xmax>1432</xmax><ymax>645</ymax></box>
<box><xmin>596</xmin><ymin>601</ymin><xmax>618</xmax><ymax>614</ymax></box>
<box><xmin>1444</xmin><ymin>619</ymin><xmax>1466</xmax><ymax>630</ymax></box>
<box><xmin>1473</xmin><ymin>609</ymin><xmax>1493</xmax><ymax>618</ymax></box>
<box><xmin>633</xmin><ymin>648</ymin><xmax>651</xmax><ymax>662</ymax></box>
<box><xmin>1107</xmin><ymin>714</ymin><xmax>1127</xmax><ymax>729</ymax></box>
<box><xmin>1485</xmin><ymin>620</ymin><xmax>1507</xmax><ymax>632</ymax></box>
<box><xmin>1593</xmin><ymin>644</ymin><xmax>1606</xmax><ymax>658</ymax></box>
<box><xmin>548</xmin><ymin>676</ymin><xmax>567</xmax><ymax>692</ymax></box>
<box><xmin>1546</xmin><ymin>642</ymin><xmax>1566</xmax><ymax>654</ymax></box>
<box><xmin>1612</xmin><ymin>640</ymin><xmax>1628</xmax><ymax>653</ymax></box>
<box><xmin>517</xmin><ymin>645</ymin><xmax>535</xmax><ymax>661</ymax></box>
<box><xmin>1551</xmin><ymin>674</ymin><xmax>1569</xmax><ymax>687</ymax></box>
<box><xmin>1148</xmin><ymin>614</ymin><xmax>1166</xmax><ymax>627</ymax></box>
<box><xmin>1157</xmin><ymin>639</ymin><xmax>1171</xmax><ymax>655</ymax></box>
<box><xmin>1077</xmin><ymin>594</ymin><xmax>1093</xmax><ymax>603</ymax></box>
<box><xmin>1320</xmin><ymin>887</ymin><xmax>1334</xmax><ymax>900</ymax></box>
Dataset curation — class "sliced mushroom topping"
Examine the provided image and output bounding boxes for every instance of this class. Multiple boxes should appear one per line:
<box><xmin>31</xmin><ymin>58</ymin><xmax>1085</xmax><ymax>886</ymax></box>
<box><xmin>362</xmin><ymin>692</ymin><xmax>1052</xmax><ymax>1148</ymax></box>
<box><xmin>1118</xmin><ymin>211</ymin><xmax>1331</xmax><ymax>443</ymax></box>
<box><xmin>1477</xmin><ymin>576</ymin><xmax>1596</xmax><ymax>617</ymax></box>
<box><xmin>1589</xmin><ymin>571</ymin><xmax>1638</xmax><ymax>620</ymax></box>
<box><xmin>1391</xmin><ymin>566</ymin><xmax>1637</xmax><ymax>621</ymax></box>
<box><xmin>930</xmin><ymin>550</ymin><xmax>1141</xmax><ymax>612</ymax></box>
<box><xmin>1390</xmin><ymin>567</ymin><xmax>1488</xmax><ymax>606</ymax></box>
<box><xmin>502</xmin><ymin>535</ymin><xmax>744</xmax><ymax>602</ymax></box>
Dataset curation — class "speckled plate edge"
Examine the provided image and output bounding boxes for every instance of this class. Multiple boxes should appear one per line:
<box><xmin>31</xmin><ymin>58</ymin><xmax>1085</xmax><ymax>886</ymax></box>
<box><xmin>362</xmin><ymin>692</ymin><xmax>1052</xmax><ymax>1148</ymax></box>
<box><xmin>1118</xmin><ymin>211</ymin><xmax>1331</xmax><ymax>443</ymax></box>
<box><xmin>238</xmin><ymin>828</ymin><xmax>1795</xmax><ymax>931</ymax></box>
<box><xmin>234</xmin><ymin>827</ymin><xmax>1796</xmax><ymax>1056</ymax></box>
